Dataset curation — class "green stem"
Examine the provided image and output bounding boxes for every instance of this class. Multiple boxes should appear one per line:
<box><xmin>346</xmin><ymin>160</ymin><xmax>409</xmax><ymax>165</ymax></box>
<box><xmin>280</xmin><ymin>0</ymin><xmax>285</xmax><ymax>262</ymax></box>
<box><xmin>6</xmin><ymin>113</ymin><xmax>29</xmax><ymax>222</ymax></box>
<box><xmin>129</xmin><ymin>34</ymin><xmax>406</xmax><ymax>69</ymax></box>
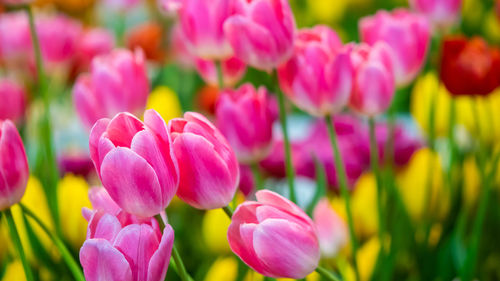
<box><xmin>215</xmin><ymin>60</ymin><xmax>224</xmax><ymax>90</ymax></box>
<box><xmin>272</xmin><ymin>70</ymin><xmax>296</xmax><ymax>203</ymax></box>
<box><xmin>250</xmin><ymin>162</ymin><xmax>264</xmax><ymax>190</ymax></box>
<box><xmin>384</xmin><ymin>107</ymin><xmax>396</xmax><ymax>169</ymax></box>
<box><xmin>315</xmin><ymin>266</ymin><xmax>342</xmax><ymax>281</ymax></box>
<box><xmin>368</xmin><ymin>117</ymin><xmax>385</xmax><ymax>248</ymax></box>
<box><xmin>172</xmin><ymin>245</ymin><xmax>194</xmax><ymax>281</ymax></box>
<box><xmin>325</xmin><ymin>115</ymin><xmax>360</xmax><ymax>281</ymax></box>
<box><xmin>19</xmin><ymin>203</ymin><xmax>85</xmax><ymax>281</ymax></box>
<box><xmin>223</xmin><ymin>205</ymin><xmax>234</xmax><ymax>218</ymax></box>
<box><xmin>3</xmin><ymin>208</ymin><xmax>34</xmax><ymax>281</ymax></box>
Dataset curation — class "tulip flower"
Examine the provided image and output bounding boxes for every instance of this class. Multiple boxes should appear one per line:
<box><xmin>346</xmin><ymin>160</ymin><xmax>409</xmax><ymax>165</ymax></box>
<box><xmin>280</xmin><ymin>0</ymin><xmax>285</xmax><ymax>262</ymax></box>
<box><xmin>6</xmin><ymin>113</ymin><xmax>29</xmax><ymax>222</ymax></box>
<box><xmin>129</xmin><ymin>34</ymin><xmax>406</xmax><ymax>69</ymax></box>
<box><xmin>228</xmin><ymin>190</ymin><xmax>320</xmax><ymax>278</ymax></box>
<box><xmin>75</xmin><ymin>28</ymin><xmax>114</xmax><ymax>71</ymax></box>
<box><xmin>195</xmin><ymin>56</ymin><xmax>247</xmax><ymax>88</ymax></box>
<box><xmin>159</xmin><ymin>0</ymin><xmax>182</xmax><ymax>16</ymax></box>
<box><xmin>89</xmin><ymin>110</ymin><xmax>179</xmax><ymax>217</ymax></box>
<box><xmin>169</xmin><ymin>112</ymin><xmax>239</xmax><ymax>209</ymax></box>
<box><xmin>170</xmin><ymin>24</ymin><xmax>196</xmax><ymax>70</ymax></box>
<box><xmin>0</xmin><ymin>120</ymin><xmax>29</xmax><ymax>211</ymax></box>
<box><xmin>278</xmin><ymin>25</ymin><xmax>354</xmax><ymax>116</ymax></box>
<box><xmin>440</xmin><ymin>36</ymin><xmax>500</xmax><ymax>96</ymax></box>
<box><xmin>409</xmin><ymin>0</ymin><xmax>462</xmax><ymax>31</ymax></box>
<box><xmin>238</xmin><ymin>164</ymin><xmax>255</xmax><ymax>197</ymax></box>
<box><xmin>73</xmin><ymin>48</ymin><xmax>150</xmax><ymax>129</ymax></box>
<box><xmin>313</xmin><ymin>198</ymin><xmax>348</xmax><ymax>258</ymax></box>
<box><xmin>126</xmin><ymin>22</ymin><xmax>165</xmax><ymax>63</ymax></box>
<box><xmin>0</xmin><ymin>12</ymin><xmax>31</xmax><ymax>62</ymax></box>
<box><xmin>224</xmin><ymin>0</ymin><xmax>296</xmax><ymax>71</ymax></box>
<box><xmin>349</xmin><ymin>42</ymin><xmax>395</xmax><ymax>116</ymax></box>
<box><xmin>0</xmin><ymin>78</ymin><xmax>26</xmax><ymax>123</ymax></box>
<box><xmin>215</xmin><ymin>84</ymin><xmax>276</xmax><ymax>163</ymax></box>
<box><xmin>36</xmin><ymin>14</ymin><xmax>82</xmax><ymax>64</ymax></box>
<box><xmin>360</xmin><ymin>9</ymin><xmax>430</xmax><ymax>86</ymax></box>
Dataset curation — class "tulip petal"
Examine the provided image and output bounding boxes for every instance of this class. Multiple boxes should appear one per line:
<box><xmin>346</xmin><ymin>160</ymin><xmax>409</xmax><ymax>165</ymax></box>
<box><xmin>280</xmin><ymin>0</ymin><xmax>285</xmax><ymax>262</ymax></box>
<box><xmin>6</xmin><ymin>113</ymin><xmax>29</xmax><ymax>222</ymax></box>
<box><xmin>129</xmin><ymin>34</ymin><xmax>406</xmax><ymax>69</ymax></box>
<box><xmin>89</xmin><ymin>118</ymin><xmax>110</xmax><ymax>173</ymax></box>
<box><xmin>80</xmin><ymin>239</ymin><xmax>133</xmax><ymax>281</ymax></box>
<box><xmin>255</xmin><ymin>190</ymin><xmax>312</xmax><ymax>224</ymax></box>
<box><xmin>106</xmin><ymin>112</ymin><xmax>144</xmax><ymax>148</ymax></box>
<box><xmin>88</xmin><ymin>212</ymin><xmax>122</xmax><ymax>241</ymax></box>
<box><xmin>147</xmin><ymin>224</ymin><xmax>174</xmax><ymax>281</ymax></box>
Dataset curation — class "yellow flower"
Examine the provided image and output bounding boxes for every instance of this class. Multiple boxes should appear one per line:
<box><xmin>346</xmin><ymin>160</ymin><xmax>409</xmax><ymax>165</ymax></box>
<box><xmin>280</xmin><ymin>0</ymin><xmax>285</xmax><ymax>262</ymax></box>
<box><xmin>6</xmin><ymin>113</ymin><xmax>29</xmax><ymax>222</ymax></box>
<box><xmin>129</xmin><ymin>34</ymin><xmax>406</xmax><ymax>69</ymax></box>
<box><xmin>57</xmin><ymin>174</ymin><xmax>91</xmax><ymax>248</ymax></box>
<box><xmin>146</xmin><ymin>86</ymin><xmax>183</xmax><ymax>122</ymax></box>
<box><xmin>357</xmin><ymin>237</ymin><xmax>380</xmax><ymax>281</ymax></box>
<box><xmin>462</xmin><ymin>156</ymin><xmax>480</xmax><ymax>209</ymax></box>
<box><xmin>202</xmin><ymin>209</ymin><xmax>231</xmax><ymax>253</ymax></box>
<box><xmin>1</xmin><ymin>260</ymin><xmax>27</xmax><ymax>281</ymax></box>
<box><xmin>306</xmin><ymin>0</ymin><xmax>348</xmax><ymax>23</ymax></box>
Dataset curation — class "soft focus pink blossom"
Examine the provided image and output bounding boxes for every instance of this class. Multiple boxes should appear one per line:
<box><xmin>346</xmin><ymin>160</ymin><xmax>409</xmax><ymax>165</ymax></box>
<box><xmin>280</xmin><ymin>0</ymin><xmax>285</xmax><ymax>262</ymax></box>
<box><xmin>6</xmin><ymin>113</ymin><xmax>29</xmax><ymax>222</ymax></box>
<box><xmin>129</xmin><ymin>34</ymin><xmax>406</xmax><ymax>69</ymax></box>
<box><xmin>313</xmin><ymin>198</ymin><xmax>348</xmax><ymax>258</ymax></box>
<box><xmin>195</xmin><ymin>56</ymin><xmax>247</xmax><ymax>88</ymax></box>
<box><xmin>57</xmin><ymin>151</ymin><xmax>95</xmax><ymax>178</ymax></box>
<box><xmin>360</xmin><ymin>9</ymin><xmax>430</xmax><ymax>86</ymax></box>
<box><xmin>228</xmin><ymin>190</ymin><xmax>320</xmax><ymax>278</ymax></box>
<box><xmin>224</xmin><ymin>0</ymin><xmax>296</xmax><ymax>71</ymax></box>
<box><xmin>238</xmin><ymin>164</ymin><xmax>255</xmax><ymax>197</ymax></box>
<box><xmin>409</xmin><ymin>0</ymin><xmax>462</xmax><ymax>31</ymax></box>
<box><xmin>89</xmin><ymin>110</ymin><xmax>179</xmax><ymax>218</ymax></box>
<box><xmin>75</xmin><ymin>28</ymin><xmax>115</xmax><ymax>71</ymax></box>
<box><xmin>0</xmin><ymin>120</ymin><xmax>29</xmax><ymax>211</ymax></box>
<box><xmin>170</xmin><ymin>24</ymin><xmax>196</xmax><ymax>69</ymax></box>
<box><xmin>0</xmin><ymin>78</ymin><xmax>26</xmax><ymax>123</ymax></box>
<box><xmin>0</xmin><ymin>12</ymin><xmax>31</xmax><ymax>62</ymax></box>
<box><xmin>158</xmin><ymin>0</ymin><xmax>183</xmax><ymax>16</ymax></box>
<box><xmin>169</xmin><ymin>112</ymin><xmax>239</xmax><ymax>209</ymax></box>
<box><xmin>36</xmin><ymin>14</ymin><xmax>82</xmax><ymax>64</ymax></box>
<box><xmin>73</xmin><ymin>48</ymin><xmax>150</xmax><ymax>129</ymax></box>
<box><xmin>1</xmin><ymin>0</ymin><xmax>33</xmax><ymax>6</ymax></box>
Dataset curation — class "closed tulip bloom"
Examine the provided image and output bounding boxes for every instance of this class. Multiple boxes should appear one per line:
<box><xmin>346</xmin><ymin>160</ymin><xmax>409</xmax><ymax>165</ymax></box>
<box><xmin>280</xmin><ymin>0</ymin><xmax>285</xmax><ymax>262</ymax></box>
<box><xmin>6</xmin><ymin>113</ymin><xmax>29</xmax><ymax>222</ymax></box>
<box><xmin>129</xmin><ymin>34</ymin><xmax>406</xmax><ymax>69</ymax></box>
<box><xmin>360</xmin><ymin>9</ymin><xmax>430</xmax><ymax>86</ymax></box>
<box><xmin>36</xmin><ymin>14</ymin><xmax>82</xmax><ymax>64</ymax></box>
<box><xmin>313</xmin><ymin>198</ymin><xmax>348</xmax><ymax>258</ymax></box>
<box><xmin>169</xmin><ymin>112</ymin><xmax>239</xmax><ymax>209</ymax></box>
<box><xmin>89</xmin><ymin>109</ymin><xmax>179</xmax><ymax>217</ymax></box>
<box><xmin>409</xmin><ymin>0</ymin><xmax>462</xmax><ymax>31</ymax></box>
<box><xmin>278</xmin><ymin>25</ymin><xmax>353</xmax><ymax>116</ymax></box>
<box><xmin>224</xmin><ymin>0</ymin><xmax>296</xmax><ymax>71</ymax></box>
<box><xmin>73</xmin><ymin>48</ymin><xmax>150</xmax><ymax>129</ymax></box>
<box><xmin>215</xmin><ymin>84</ymin><xmax>276</xmax><ymax>163</ymax></box>
<box><xmin>75</xmin><ymin>28</ymin><xmax>115</xmax><ymax>71</ymax></box>
<box><xmin>349</xmin><ymin>42</ymin><xmax>395</xmax><ymax>116</ymax></box>
<box><xmin>195</xmin><ymin>56</ymin><xmax>247</xmax><ymax>88</ymax></box>
<box><xmin>0</xmin><ymin>120</ymin><xmax>29</xmax><ymax>211</ymax></box>
<box><xmin>0</xmin><ymin>12</ymin><xmax>31</xmax><ymax>62</ymax></box>
<box><xmin>228</xmin><ymin>190</ymin><xmax>320</xmax><ymax>278</ymax></box>
<box><xmin>0</xmin><ymin>78</ymin><xmax>26</xmax><ymax>123</ymax></box>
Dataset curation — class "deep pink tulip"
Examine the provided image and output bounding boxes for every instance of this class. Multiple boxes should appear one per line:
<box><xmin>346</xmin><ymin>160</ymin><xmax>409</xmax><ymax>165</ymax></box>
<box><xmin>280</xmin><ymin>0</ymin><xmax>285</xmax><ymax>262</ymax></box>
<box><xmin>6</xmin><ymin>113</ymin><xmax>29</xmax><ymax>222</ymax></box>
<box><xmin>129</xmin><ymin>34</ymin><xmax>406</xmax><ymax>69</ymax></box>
<box><xmin>215</xmin><ymin>84</ymin><xmax>276</xmax><ymax>163</ymax></box>
<box><xmin>410</xmin><ymin>0</ymin><xmax>462</xmax><ymax>31</ymax></box>
<box><xmin>195</xmin><ymin>56</ymin><xmax>247</xmax><ymax>88</ymax></box>
<box><xmin>278</xmin><ymin>25</ymin><xmax>353</xmax><ymax>116</ymax></box>
<box><xmin>349</xmin><ymin>42</ymin><xmax>395</xmax><ymax>116</ymax></box>
<box><xmin>36</xmin><ymin>14</ymin><xmax>82</xmax><ymax>64</ymax></box>
<box><xmin>169</xmin><ymin>112</ymin><xmax>239</xmax><ymax>209</ymax></box>
<box><xmin>360</xmin><ymin>9</ymin><xmax>430</xmax><ymax>86</ymax></box>
<box><xmin>238</xmin><ymin>164</ymin><xmax>255</xmax><ymax>197</ymax></box>
<box><xmin>73</xmin><ymin>48</ymin><xmax>150</xmax><ymax>129</ymax></box>
<box><xmin>259</xmin><ymin>138</ymin><xmax>308</xmax><ymax>179</ymax></box>
<box><xmin>224</xmin><ymin>0</ymin><xmax>296</xmax><ymax>71</ymax></box>
<box><xmin>313</xmin><ymin>199</ymin><xmax>348</xmax><ymax>258</ymax></box>
<box><xmin>228</xmin><ymin>190</ymin><xmax>320</xmax><ymax>278</ymax></box>
<box><xmin>89</xmin><ymin>110</ymin><xmax>179</xmax><ymax>218</ymax></box>
<box><xmin>0</xmin><ymin>12</ymin><xmax>31</xmax><ymax>62</ymax></box>
<box><xmin>0</xmin><ymin>120</ymin><xmax>29</xmax><ymax>211</ymax></box>
<box><xmin>0</xmin><ymin>78</ymin><xmax>26</xmax><ymax>123</ymax></box>
<box><xmin>75</xmin><ymin>28</ymin><xmax>115</xmax><ymax>71</ymax></box>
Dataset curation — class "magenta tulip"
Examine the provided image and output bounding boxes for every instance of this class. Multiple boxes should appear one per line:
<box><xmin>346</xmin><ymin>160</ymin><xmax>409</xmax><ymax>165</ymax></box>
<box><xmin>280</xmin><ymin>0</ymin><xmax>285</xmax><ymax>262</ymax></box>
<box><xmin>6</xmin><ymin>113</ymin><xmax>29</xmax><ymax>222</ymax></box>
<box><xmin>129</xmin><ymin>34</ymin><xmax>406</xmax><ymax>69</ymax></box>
<box><xmin>195</xmin><ymin>56</ymin><xmax>247</xmax><ymax>88</ymax></box>
<box><xmin>73</xmin><ymin>48</ymin><xmax>149</xmax><ymax>129</ymax></box>
<box><xmin>215</xmin><ymin>84</ymin><xmax>276</xmax><ymax>163</ymax></box>
<box><xmin>0</xmin><ymin>12</ymin><xmax>31</xmax><ymax>63</ymax></box>
<box><xmin>224</xmin><ymin>0</ymin><xmax>296</xmax><ymax>71</ymax></box>
<box><xmin>360</xmin><ymin>9</ymin><xmax>430</xmax><ymax>86</ymax></box>
<box><xmin>169</xmin><ymin>112</ymin><xmax>239</xmax><ymax>209</ymax></box>
<box><xmin>313</xmin><ymin>199</ymin><xmax>348</xmax><ymax>258</ymax></box>
<box><xmin>0</xmin><ymin>78</ymin><xmax>26</xmax><ymax>123</ymax></box>
<box><xmin>89</xmin><ymin>110</ymin><xmax>179</xmax><ymax>218</ymax></box>
<box><xmin>75</xmin><ymin>28</ymin><xmax>115</xmax><ymax>71</ymax></box>
<box><xmin>228</xmin><ymin>190</ymin><xmax>320</xmax><ymax>278</ymax></box>
<box><xmin>36</xmin><ymin>14</ymin><xmax>82</xmax><ymax>64</ymax></box>
<box><xmin>0</xmin><ymin>120</ymin><xmax>29</xmax><ymax>211</ymax></box>
<box><xmin>278</xmin><ymin>25</ymin><xmax>353</xmax><ymax>116</ymax></box>
<box><xmin>410</xmin><ymin>0</ymin><xmax>462</xmax><ymax>31</ymax></box>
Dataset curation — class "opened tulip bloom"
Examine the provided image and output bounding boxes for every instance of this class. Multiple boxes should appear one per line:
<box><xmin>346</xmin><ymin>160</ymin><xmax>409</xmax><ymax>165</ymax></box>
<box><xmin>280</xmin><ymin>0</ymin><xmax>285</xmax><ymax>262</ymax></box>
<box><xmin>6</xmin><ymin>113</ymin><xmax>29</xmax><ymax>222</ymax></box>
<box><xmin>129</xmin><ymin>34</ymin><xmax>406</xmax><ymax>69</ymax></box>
<box><xmin>228</xmin><ymin>190</ymin><xmax>320</xmax><ymax>279</ymax></box>
<box><xmin>0</xmin><ymin>120</ymin><xmax>29</xmax><ymax>211</ymax></box>
<box><xmin>89</xmin><ymin>109</ymin><xmax>179</xmax><ymax>218</ymax></box>
<box><xmin>215</xmin><ymin>83</ymin><xmax>276</xmax><ymax>163</ymax></box>
<box><xmin>0</xmin><ymin>78</ymin><xmax>26</xmax><ymax>123</ymax></box>
<box><xmin>409</xmin><ymin>0</ymin><xmax>462</xmax><ymax>32</ymax></box>
<box><xmin>278</xmin><ymin>25</ymin><xmax>353</xmax><ymax>116</ymax></box>
<box><xmin>224</xmin><ymin>0</ymin><xmax>296</xmax><ymax>71</ymax></box>
<box><xmin>169</xmin><ymin>112</ymin><xmax>239</xmax><ymax>209</ymax></box>
<box><xmin>313</xmin><ymin>198</ymin><xmax>348</xmax><ymax>258</ymax></box>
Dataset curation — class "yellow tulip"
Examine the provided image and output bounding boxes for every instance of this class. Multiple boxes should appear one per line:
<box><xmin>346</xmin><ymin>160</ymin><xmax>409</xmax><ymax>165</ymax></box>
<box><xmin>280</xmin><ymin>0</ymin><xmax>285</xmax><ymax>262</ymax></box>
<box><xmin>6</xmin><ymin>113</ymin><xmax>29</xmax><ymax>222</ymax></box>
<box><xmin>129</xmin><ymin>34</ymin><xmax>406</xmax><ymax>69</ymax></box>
<box><xmin>1</xmin><ymin>260</ymin><xmax>27</xmax><ymax>281</ymax></box>
<box><xmin>306</xmin><ymin>0</ymin><xmax>348</xmax><ymax>23</ymax></box>
<box><xmin>202</xmin><ymin>209</ymin><xmax>231</xmax><ymax>253</ymax></box>
<box><xmin>357</xmin><ymin>237</ymin><xmax>380</xmax><ymax>281</ymax></box>
<box><xmin>146</xmin><ymin>86</ymin><xmax>183</xmax><ymax>122</ymax></box>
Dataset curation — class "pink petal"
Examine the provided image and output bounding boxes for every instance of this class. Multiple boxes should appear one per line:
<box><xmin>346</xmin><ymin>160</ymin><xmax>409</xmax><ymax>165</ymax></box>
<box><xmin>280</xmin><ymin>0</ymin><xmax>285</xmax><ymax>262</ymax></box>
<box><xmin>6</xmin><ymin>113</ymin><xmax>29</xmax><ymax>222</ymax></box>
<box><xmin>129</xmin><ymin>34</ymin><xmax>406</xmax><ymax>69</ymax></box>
<box><xmin>80</xmin><ymin>239</ymin><xmax>133</xmax><ymax>281</ymax></box>
<box><xmin>255</xmin><ymin>190</ymin><xmax>312</xmax><ymax>225</ymax></box>
<box><xmin>147</xmin><ymin>224</ymin><xmax>174</xmax><ymax>281</ymax></box>
<box><xmin>106</xmin><ymin>112</ymin><xmax>144</xmax><ymax>148</ymax></box>
<box><xmin>89</xmin><ymin>118</ymin><xmax>110</xmax><ymax>173</ymax></box>
<box><xmin>88</xmin><ymin>212</ymin><xmax>122</xmax><ymax>241</ymax></box>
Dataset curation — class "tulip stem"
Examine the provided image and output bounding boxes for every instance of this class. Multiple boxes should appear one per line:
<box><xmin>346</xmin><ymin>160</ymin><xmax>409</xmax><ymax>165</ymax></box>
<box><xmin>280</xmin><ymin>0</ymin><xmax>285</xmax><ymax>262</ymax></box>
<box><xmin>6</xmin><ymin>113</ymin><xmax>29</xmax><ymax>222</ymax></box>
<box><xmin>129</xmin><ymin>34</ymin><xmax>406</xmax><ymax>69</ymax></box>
<box><xmin>250</xmin><ymin>162</ymin><xmax>264</xmax><ymax>190</ymax></box>
<box><xmin>272</xmin><ymin>69</ymin><xmax>296</xmax><ymax>203</ymax></box>
<box><xmin>172</xmin><ymin>245</ymin><xmax>194</xmax><ymax>281</ymax></box>
<box><xmin>315</xmin><ymin>266</ymin><xmax>342</xmax><ymax>281</ymax></box>
<box><xmin>19</xmin><ymin>203</ymin><xmax>86</xmax><ymax>281</ymax></box>
<box><xmin>215</xmin><ymin>60</ymin><xmax>224</xmax><ymax>90</ymax></box>
<box><xmin>368</xmin><ymin>117</ymin><xmax>385</xmax><ymax>249</ymax></box>
<box><xmin>324</xmin><ymin>115</ymin><xmax>360</xmax><ymax>281</ymax></box>
<box><xmin>3</xmin><ymin>208</ymin><xmax>35</xmax><ymax>281</ymax></box>
<box><xmin>222</xmin><ymin>205</ymin><xmax>234</xmax><ymax>218</ymax></box>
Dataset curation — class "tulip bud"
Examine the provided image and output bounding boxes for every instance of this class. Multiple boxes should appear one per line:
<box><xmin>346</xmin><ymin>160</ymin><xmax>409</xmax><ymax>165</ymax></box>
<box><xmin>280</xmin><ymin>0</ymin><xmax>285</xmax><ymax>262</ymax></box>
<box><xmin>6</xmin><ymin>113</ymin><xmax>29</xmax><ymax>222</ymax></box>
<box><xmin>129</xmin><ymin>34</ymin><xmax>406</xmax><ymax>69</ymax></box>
<box><xmin>169</xmin><ymin>112</ymin><xmax>239</xmax><ymax>209</ymax></box>
<box><xmin>313</xmin><ymin>198</ymin><xmax>348</xmax><ymax>258</ymax></box>
<box><xmin>0</xmin><ymin>78</ymin><xmax>26</xmax><ymax>123</ymax></box>
<box><xmin>224</xmin><ymin>0</ymin><xmax>296</xmax><ymax>71</ymax></box>
<box><xmin>215</xmin><ymin>84</ymin><xmax>276</xmax><ymax>163</ymax></box>
<box><xmin>195</xmin><ymin>56</ymin><xmax>247</xmax><ymax>88</ymax></box>
<box><xmin>0</xmin><ymin>120</ymin><xmax>29</xmax><ymax>211</ymax></box>
<box><xmin>89</xmin><ymin>110</ymin><xmax>179</xmax><ymax>218</ymax></box>
<box><xmin>228</xmin><ymin>190</ymin><xmax>320</xmax><ymax>279</ymax></box>
<box><xmin>278</xmin><ymin>25</ymin><xmax>353</xmax><ymax>116</ymax></box>
<box><xmin>409</xmin><ymin>0</ymin><xmax>462</xmax><ymax>32</ymax></box>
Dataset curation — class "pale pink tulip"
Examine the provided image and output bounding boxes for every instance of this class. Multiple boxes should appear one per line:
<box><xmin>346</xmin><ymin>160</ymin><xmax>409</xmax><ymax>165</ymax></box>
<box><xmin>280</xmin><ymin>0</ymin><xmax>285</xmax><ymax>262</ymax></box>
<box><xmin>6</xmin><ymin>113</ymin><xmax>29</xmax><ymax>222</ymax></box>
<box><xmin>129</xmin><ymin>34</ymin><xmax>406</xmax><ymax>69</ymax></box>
<box><xmin>313</xmin><ymin>199</ymin><xmax>348</xmax><ymax>258</ymax></box>
<box><xmin>228</xmin><ymin>190</ymin><xmax>320</xmax><ymax>278</ymax></box>
<box><xmin>36</xmin><ymin>14</ymin><xmax>82</xmax><ymax>64</ymax></box>
<box><xmin>409</xmin><ymin>0</ymin><xmax>462</xmax><ymax>31</ymax></box>
<box><xmin>195</xmin><ymin>56</ymin><xmax>247</xmax><ymax>88</ymax></box>
<box><xmin>89</xmin><ymin>110</ymin><xmax>179</xmax><ymax>218</ymax></box>
<box><xmin>0</xmin><ymin>78</ymin><xmax>26</xmax><ymax>123</ymax></box>
<box><xmin>169</xmin><ymin>112</ymin><xmax>239</xmax><ymax>209</ymax></box>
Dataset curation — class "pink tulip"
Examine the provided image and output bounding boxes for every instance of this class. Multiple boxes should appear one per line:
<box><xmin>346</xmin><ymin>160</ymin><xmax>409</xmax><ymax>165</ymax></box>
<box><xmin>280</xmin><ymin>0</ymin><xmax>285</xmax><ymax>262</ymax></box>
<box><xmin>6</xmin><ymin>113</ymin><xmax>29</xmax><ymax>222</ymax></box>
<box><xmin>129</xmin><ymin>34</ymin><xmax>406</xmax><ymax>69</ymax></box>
<box><xmin>228</xmin><ymin>190</ymin><xmax>320</xmax><ymax>278</ymax></box>
<box><xmin>170</xmin><ymin>24</ymin><xmax>196</xmax><ymax>70</ymax></box>
<box><xmin>168</xmin><ymin>112</ymin><xmax>239</xmax><ymax>209</ymax></box>
<box><xmin>238</xmin><ymin>164</ymin><xmax>255</xmax><ymax>197</ymax></box>
<box><xmin>349</xmin><ymin>42</ymin><xmax>395</xmax><ymax>116</ymax></box>
<box><xmin>278</xmin><ymin>25</ymin><xmax>353</xmax><ymax>116</ymax></box>
<box><xmin>36</xmin><ymin>14</ymin><xmax>82</xmax><ymax>64</ymax></box>
<box><xmin>89</xmin><ymin>110</ymin><xmax>179</xmax><ymax>218</ymax></box>
<box><xmin>177</xmin><ymin>0</ymin><xmax>239</xmax><ymax>60</ymax></box>
<box><xmin>0</xmin><ymin>120</ymin><xmax>29</xmax><ymax>211</ymax></box>
<box><xmin>215</xmin><ymin>84</ymin><xmax>276</xmax><ymax>163</ymax></box>
<box><xmin>195</xmin><ymin>56</ymin><xmax>247</xmax><ymax>88</ymax></box>
<box><xmin>0</xmin><ymin>12</ymin><xmax>31</xmax><ymax>62</ymax></box>
<box><xmin>224</xmin><ymin>0</ymin><xmax>296</xmax><ymax>71</ymax></box>
<box><xmin>360</xmin><ymin>9</ymin><xmax>430</xmax><ymax>86</ymax></box>
<box><xmin>73</xmin><ymin>48</ymin><xmax>150</xmax><ymax>129</ymax></box>
<box><xmin>410</xmin><ymin>0</ymin><xmax>462</xmax><ymax>31</ymax></box>
<box><xmin>75</xmin><ymin>28</ymin><xmax>115</xmax><ymax>71</ymax></box>
<box><xmin>313</xmin><ymin>199</ymin><xmax>348</xmax><ymax>258</ymax></box>
<box><xmin>0</xmin><ymin>78</ymin><xmax>26</xmax><ymax>123</ymax></box>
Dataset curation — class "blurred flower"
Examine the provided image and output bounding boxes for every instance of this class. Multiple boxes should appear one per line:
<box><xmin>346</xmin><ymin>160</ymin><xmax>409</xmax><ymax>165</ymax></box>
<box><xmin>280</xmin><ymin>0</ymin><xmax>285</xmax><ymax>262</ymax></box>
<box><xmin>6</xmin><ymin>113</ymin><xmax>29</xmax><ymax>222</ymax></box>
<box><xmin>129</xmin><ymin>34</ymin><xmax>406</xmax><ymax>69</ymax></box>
<box><xmin>440</xmin><ymin>36</ymin><xmax>500</xmax><ymax>96</ymax></box>
<box><xmin>127</xmin><ymin>22</ymin><xmax>165</xmax><ymax>63</ymax></box>
<box><xmin>307</xmin><ymin>0</ymin><xmax>347</xmax><ymax>24</ymax></box>
<box><xmin>74</xmin><ymin>28</ymin><xmax>114</xmax><ymax>72</ymax></box>
<box><xmin>146</xmin><ymin>86</ymin><xmax>183</xmax><ymax>122</ymax></box>
<box><xmin>0</xmin><ymin>78</ymin><xmax>26</xmax><ymax>123</ymax></box>
<box><xmin>278</xmin><ymin>25</ymin><xmax>353</xmax><ymax>117</ymax></box>
<box><xmin>360</xmin><ymin>9</ymin><xmax>430</xmax><ymax>87</ymax></box>
<box><xmin>196</xmin><ymin>85</ymin><xmax>220</xmax><ymax>115</ymax></box>
<box><xmin>224</xmin><ymin>0</ymin><xmax>296</xmax><ymax>71</ymax></box>
<box><xmin>409</xmin><ymin>0</ymin><xmax>462</xmax><ymax>32</ymax></box>
<box><xmin>57</xmin><ymin>151</ymin><xmax>94</xmax><ymax>178</ymax></box>
<box><xmin>204</xmin><ymin>257</ymin><xmax>238</xmax><ymax>281</ymax></box>
<box><xmin>228</xmin><ymin>190</ymin><xmax>320</xmax><ymax>279</ymax></box>
<box><xmin>462</xmin><ymin>156</ymin><xmax>480</xmax><ymax>209</ymax></box>
<box><xmin>169</xmin><ymin>112</ymin><xmax>239</xmax><ymax>209</ymax></box>
<box><xmin>170</xmin><ymin>24</ymin><xmax>195</xmax><ymax>69</ymax></box>
<box><xmin>1</xmin><ymin>260</ymin><xmax>27</xmax><ymax>281</ymax></box>
<box><xmin>202</xmin><ymin>208</ymin><xmax>231</xmax><ymax>253</ymax></box>
<box><xmin>158</xmin><ymin>0</ymin><xmax>182</xmax><ymax>16</ymax></box>
<box><xmin>239</xmin><ymin>164</ymin><xmax>256</xmax><ymax>197</ymax></box>
<box><xmin>313</xmin><ymin>198</ymin><xmax>348</xmax><ymax>258</ymax></box>
<box><xmin>0</xmin><ymin>12</ymin><xmax>31</xmax><ymax>63</ymax></box>
<box><xmin>72</xmin><ymin>48</ymin><xmax>150</xmax><ymax>129</ymax></box>
<box><xmin>195</xmin><ymin>56</ymin><xmax>247</xmax><ymax>88</ymax></box>
<box><xmin>356</xmin><ymin>237</ymin><xmax>380</xmax><ymax>281</ymax></box>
